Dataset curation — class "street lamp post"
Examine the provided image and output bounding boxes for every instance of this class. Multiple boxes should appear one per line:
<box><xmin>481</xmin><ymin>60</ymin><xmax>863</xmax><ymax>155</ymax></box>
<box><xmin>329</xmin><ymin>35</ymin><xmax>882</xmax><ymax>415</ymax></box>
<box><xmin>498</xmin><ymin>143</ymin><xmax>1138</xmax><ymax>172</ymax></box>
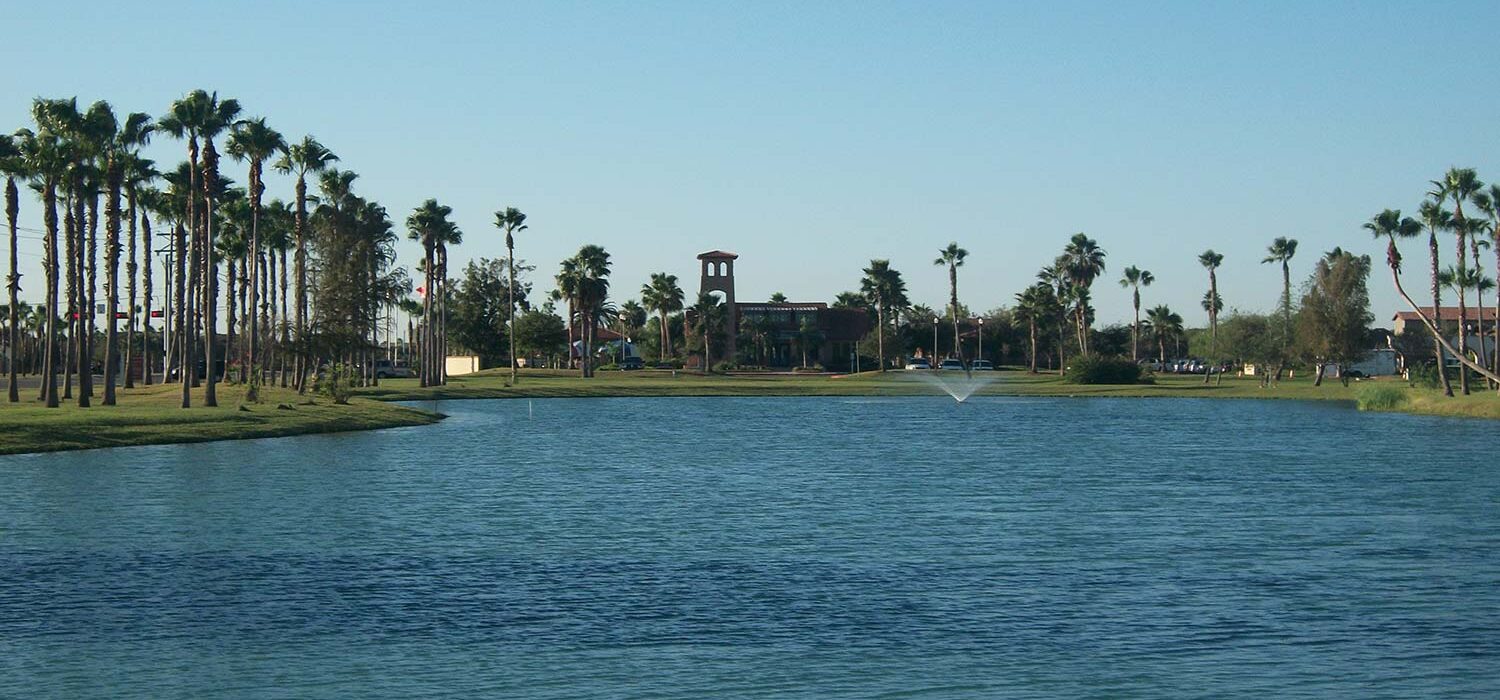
<box><xmin>978</xmin><ymin>317</ymin><xmax>984</xmax><ymax>363</ymax></box>
<box><xmin>933</xmin><ymin>317</ymin><xmax>939</xmax><ymax>362</ymax></box>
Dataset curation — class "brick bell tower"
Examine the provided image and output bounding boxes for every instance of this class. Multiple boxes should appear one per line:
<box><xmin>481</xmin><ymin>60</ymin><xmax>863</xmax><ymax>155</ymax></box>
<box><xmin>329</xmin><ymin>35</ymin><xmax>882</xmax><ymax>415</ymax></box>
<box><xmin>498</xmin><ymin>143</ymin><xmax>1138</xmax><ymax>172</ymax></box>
<box><xmin>697</xmin><ymin>250</ymin><xmax>738</xmax><ymax>362</ymax></box>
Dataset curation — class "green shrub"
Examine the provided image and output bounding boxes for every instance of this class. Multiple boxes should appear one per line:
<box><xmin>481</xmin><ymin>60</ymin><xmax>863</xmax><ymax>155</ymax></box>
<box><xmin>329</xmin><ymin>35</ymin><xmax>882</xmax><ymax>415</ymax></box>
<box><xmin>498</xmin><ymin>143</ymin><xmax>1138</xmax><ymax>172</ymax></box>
<box><xmin>1064</xmin><ymin>356</ymin><xmax>1148</xmax><ymax>385</ymax></box>
<box><xmin>712</xmin><ymin>361</ymin><xmax>736</xmax><ymax>373</ymax></box>
<box><xmin>315</xmin><ymin>363</ymin><xmax>357</xmax><ymax>405</ymax></box>
<box><xmin>1357</xmin><ymin>383</ymin><xmax>1409</xmax><ymax>411</ymax></box>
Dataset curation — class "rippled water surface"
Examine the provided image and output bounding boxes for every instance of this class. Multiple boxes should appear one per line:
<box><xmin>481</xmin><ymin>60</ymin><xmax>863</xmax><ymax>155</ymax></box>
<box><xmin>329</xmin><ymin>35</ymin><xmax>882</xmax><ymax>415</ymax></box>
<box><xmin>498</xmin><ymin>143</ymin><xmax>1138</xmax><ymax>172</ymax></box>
<box><xmin>2</xmin><ymin>396</ymin><xmax>1499</xmax><ymax>698</ymax></box>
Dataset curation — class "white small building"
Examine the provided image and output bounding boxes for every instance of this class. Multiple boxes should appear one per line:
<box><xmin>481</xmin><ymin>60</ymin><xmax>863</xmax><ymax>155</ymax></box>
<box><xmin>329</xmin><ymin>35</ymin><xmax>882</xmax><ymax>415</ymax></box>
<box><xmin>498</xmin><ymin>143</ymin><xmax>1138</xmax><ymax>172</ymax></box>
<box><xmin>445</xmin><ymin>355</ymin><xmax>483</xmax><ymax>376</ymax></box>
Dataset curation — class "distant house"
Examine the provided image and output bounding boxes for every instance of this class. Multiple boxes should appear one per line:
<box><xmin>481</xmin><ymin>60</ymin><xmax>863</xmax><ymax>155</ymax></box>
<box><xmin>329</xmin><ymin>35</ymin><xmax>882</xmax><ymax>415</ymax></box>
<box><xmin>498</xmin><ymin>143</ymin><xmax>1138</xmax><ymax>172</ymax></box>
<box><xmin>1392</xmin><ymin>306</ymin><xmax>1497</xmax><ymax>337</ymax></box>
<box><xmin>688</xmin><ymin>250</ymin><xmax>871</xmax><ymax>369</ymax></box>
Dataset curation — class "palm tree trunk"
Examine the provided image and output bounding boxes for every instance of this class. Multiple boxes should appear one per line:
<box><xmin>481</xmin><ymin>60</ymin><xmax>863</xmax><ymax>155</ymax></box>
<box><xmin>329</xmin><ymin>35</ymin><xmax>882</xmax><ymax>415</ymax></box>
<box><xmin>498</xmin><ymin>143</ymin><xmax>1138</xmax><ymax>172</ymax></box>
<box><xmin>42</xmin><ymin>182</ymin><xmax>59</xmax><ymax>408</ymax></box>
<box><xmin>1131</xmin><ymin>289</ymin><xmax>1140</xmax><ymax>362</ymax></box>
<box><xmin>658</xmin><ymin>310</ymin><xmax>668</xmax><ymax>362</ymax></box>
<box><xmin>65</xmin><ymin>196</ymin><xmax>78</xmax><ymax>403</ymax></box>
<box><xmin>1455</xmin><ymin>211</ymin><xmax>1471</xmax><ymax>395</ymax></box>
<box><xmin>507</xmin><ymin>242</ymin><xmax>517</xmax><ymax>384</ymax></box>
<box><xmin>85</xmin><ymin>193</ymin><xmax>98</xmax><ymax>401</ymax></box>
<box><xmin>246</xmin><ymin>161</ymin><xmax>262</xmax><ymax>396</ymax></box>
<box><xmin>1028</xmin><ymin>319</ymin><xmax>1037</xmax><ymax>373</ymax></box>
<box><xmin>279</xmin><ymin>246</ymin><xmax>289</xmax><ymax>387</ymax></box>
<box><xmin>948</xmin><ymin>265</ymin><xmax>960</xmax><ymax>359</ymax></box>
<box><xmin>1424</xmin><ymin>232</ymin><xmax>1453</xmax><ymax>396</ymax></box>
<box><xmin>876</xmin><ymin>302</ymin><xmax>885</xmax><ymax>372</ymax></box>
<box><xmin>5</xmin><ymin>176</ymin><xmax>18</xmax><ymax>403</ymax></box>
<box><xmin>141</xmin><ymin>211</ymin><xmax>153</xmax><ymax>385</ymax></box>
<box><xmin>294</xmin><ymin>174</ymin><xmax>309</xmax><ymax>393</ymax></box>
<box><xmin>124</xmin><ymin>186</ymin><xmax>137</xmax><ymax>390</ymax></box>
<box><xmin>102</xmin><ymin>165</ymin><xmax>122</xmax><ymax>405</ymax></box>
<box><xmin>201</xmin><ymin>142</ymin><xmax>220</xmax><ymax>407</ymax></box>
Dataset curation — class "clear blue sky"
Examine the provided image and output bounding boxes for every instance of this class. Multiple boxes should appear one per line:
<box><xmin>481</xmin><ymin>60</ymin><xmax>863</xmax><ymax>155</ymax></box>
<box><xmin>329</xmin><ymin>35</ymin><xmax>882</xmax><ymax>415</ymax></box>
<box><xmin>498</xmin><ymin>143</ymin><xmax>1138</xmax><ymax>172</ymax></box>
<box><xmin>3</xmin><ymin>0</ymin><xmax>1497</xmax><ymax>327</ymax></box>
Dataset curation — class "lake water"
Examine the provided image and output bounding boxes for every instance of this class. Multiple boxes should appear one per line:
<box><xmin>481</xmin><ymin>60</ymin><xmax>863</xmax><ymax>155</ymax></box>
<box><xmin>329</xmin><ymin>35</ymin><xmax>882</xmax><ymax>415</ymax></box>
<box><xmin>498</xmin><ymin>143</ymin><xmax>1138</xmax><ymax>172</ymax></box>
<box><xmin>2</xmin><ymin>396</ymin><xmax>1498</xmax><ymax>698</ymax></box>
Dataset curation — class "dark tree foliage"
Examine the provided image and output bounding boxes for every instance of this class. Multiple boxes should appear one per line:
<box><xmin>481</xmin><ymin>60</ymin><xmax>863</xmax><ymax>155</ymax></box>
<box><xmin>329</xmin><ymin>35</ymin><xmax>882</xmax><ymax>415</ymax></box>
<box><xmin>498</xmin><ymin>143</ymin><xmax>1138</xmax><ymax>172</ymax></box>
<box><xmin>446</xmin><ymin>257</ymin><xmax>531</xmax><ymax>367</ymax></box>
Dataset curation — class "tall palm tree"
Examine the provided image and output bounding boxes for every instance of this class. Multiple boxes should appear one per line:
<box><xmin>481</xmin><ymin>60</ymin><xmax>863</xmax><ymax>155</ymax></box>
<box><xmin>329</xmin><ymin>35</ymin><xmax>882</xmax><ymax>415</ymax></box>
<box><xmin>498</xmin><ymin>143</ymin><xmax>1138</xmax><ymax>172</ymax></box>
<box><xmin>406</xmin><ymin>199</ymin><xmax>458</xmax><ymax>386</ymax></box>
<box><xmin>22</xmin><ymin>100</ymin><xmax>76</xmax><ymax>408</ymax></box>
<box><xmin>1014</xmin><ymin>283</ymin><xmax>1053</xmax><ymax>373</ymax></box>
<box><xmin>569</xmin><ymin>245</ymin><xmax>611</xmax><ymax>378</ymax></box>
<box><xmin>641</xmin><ymin>272</ymin><xmax>684</xmax><ymax>362</ymax></box>
<box><xmin>274</xmin><ymin>136</ymin><xmax>337</xmax><ymax>392</ymax></box>
<box><xmin>0</xmin><ymin>134</ymin><xmax>22</xmax><ymax>402</ymax></box>
<box><xmin>134</xmin><ymin>184</ymin><xmax>162</xmax><ymax>385</ymax></box>
<box><xmin>1365</xmin><ymin>208</ymin><xmax>1500</xmax><ymax>386</ymax></box>
<box><xmin>860</xmin><ymin>259</ymin><xmax>906</xmax><ymax>371</ymax></box>
<box><xmin>227</xmin><ymin>117</ymin><xmax>286</xmax><ymax>400</ymax></box>
<box><xmin>1062</xmin><ymin>233</ymin><xmax>1107</xmax><ymax>356</ymax></box>
<box><xmin>120</xmin><ymin>148</ymin><xmax>156</xmax><ymax>389</ymax></box>
<box><xmin>1117</xmin><ymin>265</ymin><xmax>1153</xmax><ymax>361</ymax></box>
<box><xmin>692</xmin><ymin>291</ymin><xmax>725</xmax><ymax>371</ymax></box>
<box><xmin>1260</xmin><ymin>237</ymin><xmax>1297</xmax><ymax>380</ymax></box>
<box><xmin>1197</xmin><ymin>249</ymin><xmax>1223</xmax><ymax>382</ymax></box>
<box><xmin>1418</xmin><ymin>196</ymin><xmax>1455</xmax><ymax>396</ymax></box>
<box><xmin>1437</xmin><ymin>168</ymin><xmax>1484</xmax><ymax>394</ymax></box>
<box><xmin>932</xmin><ymin>242</ymin><xmax>967</xmax><ymax>359</ymax></box>
<box><xmin>1146</xmin><ymin>304</ymin><xmax>1183</xmax><ymax>365</ymax></box>
<box><xmin>1037</xmin><ymin>264</ymin><xmax>1071</xmax><ymax>371</ymax></box>
<box><xmin>493</xmin><ymin>207</ymin><xmax>528</xmax><ymax>383</ymax></box>
<box><xmin>1476</xmin><ymin>185</ymin><xmax>1500</xmax><ymax>380</ymax></box>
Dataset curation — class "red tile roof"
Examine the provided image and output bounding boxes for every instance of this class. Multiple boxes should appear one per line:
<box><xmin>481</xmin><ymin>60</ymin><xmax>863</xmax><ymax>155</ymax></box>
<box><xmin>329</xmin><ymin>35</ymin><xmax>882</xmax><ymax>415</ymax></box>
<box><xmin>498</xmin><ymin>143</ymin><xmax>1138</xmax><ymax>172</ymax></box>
<box><xmin>1393</xmin><ymin>307</ymin><xmax>1498</xmax><ymax>321</ymax></box>
<box><xmin>696</xmin><ymin>250</ymin><xmax>739</xmax><ymax>259</ymax></box>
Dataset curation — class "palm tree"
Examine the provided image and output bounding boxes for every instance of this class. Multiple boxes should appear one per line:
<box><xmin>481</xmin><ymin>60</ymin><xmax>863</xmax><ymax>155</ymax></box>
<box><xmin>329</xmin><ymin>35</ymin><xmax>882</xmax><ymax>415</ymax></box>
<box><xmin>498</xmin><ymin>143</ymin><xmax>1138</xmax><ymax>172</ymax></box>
<box><xmin>20</xmin><ymin>101</ymin><xmax>75</xmax><ymax>408</ymax></box>
<box><xmin>1476</xmin><ymin>185</ymin><xmax>1500</xmax><ymax>380</ymax></box>
<box><xmin>492</xmin><ymin>207</ymin><xmax>527</xmax><ymax>383</ymax></box>
<box><xmin>227</xmin><ymin>117</ymin><xmax>286</xmax><ymax>400</ymax></box>
<box><xmin>1146</xmin><ymin>305</ymin><xmax>1183</xmax><ymax>365</ymax></box>
<box><xmin>274</xmin><ymin>136</ymin><xmax>337</xmax><ymax>391</ymax></box>
<box><xmin>616</xmin><ymin>300</ymin><xmax>646</xmax><ymax>363</ymax></box>
<box><xmin>134</xmin><ymin>183</ymin><xmax>162</xmax><ymax>385</ymax></box>
<box><xmin>1061</xmin><ymin>233</ymin><xmax>1106</xmax><ymax>356</ymax></box>
<box><xmin>860</xmin><ymin>259</ymin><xmax>906</xmax><ymax>371</ymax></box>
<box><xmin>691</xmin><ymin>291</ymin><xmax>725</xmax><ymax>371</ymax></box>
<box><xmin>769</xmin><ymin>292</ymin><xmax>788</xmax><ymax>304</ymax></box>
<box><xmin>1037</xmin><ymin>264</ymin><xmax>1071</xmax><ymax>371</ymax></box>
<box><xmin>795</xmin><ymin>316</ymin><xmax>824</xmax><ymax>369</ymax></box>
<box><xmin>405</xmin><ymin>199</ymin><xmax>459</xmax><ymax>386</ymax></box>
<box><xmin>1439</xmin><ymin>265</ymin><xmax>1495</xmax><ymax>371</ymax></box>
<box><xmin>569</xmin><ymin>245</ymin><xmax>611</xmax><ymax>378</ymax></box>
<box><xmin>1117</xmin><ymin>265</ymin><xmax>1154</xmax><ymax>361</ymax></box>
<box><xmin>1365</xmin><ymin>208</ymin><xmax>1500</xmax><ymax>386</ymax></box>
<box><xmin>641</xmin><ymin>272</ymin><xmax>684</xmax><ymax>362</ymax></box>
<box><xmin>933</xmin><ymin>242</ymin><xmax>968</xmax><ymax>358</ymax></box>
<box><xmin>159</xmin><ymin>90</ymin><xmax>241</xmax><ymax>406</ymax></box>
<box><xmin>1437</xmin><ymin>168</ymin><xmax>1484</xmax><ymax>394</ymax></box>
<box><xmin>1419</xmin><ymin>195</ymin><xmax>1455</xmax><ymax>396</ymax></box>
<box><xmin>1197</xmin><ymin>249</ymin><xmax>1223</xmax><ymax>382</ymax></box>
<box><xmin>0</xmin><ymin>134</ymin><xmax>22</xmax><ymax>402</ymax></box>
<box><xmin>1014</xmin><ymin>283</ymin><xmax>1053</xmax><ymax>373</ymax></box>
<box><xmin>120</xmin><ymin>148</ymin><xmax>156</xmax><ymax>389</ymax></box>
<box><xmin>1260</xmin><ymin>237</ymin><xmax>1297</xmax><ymax>380</ymax></box>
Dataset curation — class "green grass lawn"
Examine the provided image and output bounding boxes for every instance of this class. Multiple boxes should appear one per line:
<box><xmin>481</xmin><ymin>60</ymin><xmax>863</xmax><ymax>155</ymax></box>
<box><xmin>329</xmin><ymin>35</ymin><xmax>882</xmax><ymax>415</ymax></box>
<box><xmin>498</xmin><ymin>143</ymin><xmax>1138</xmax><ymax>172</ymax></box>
<box><xmin>0</xmin><ymin>381</ymin><xmax>441</xmax><ymax>456</ymax></box>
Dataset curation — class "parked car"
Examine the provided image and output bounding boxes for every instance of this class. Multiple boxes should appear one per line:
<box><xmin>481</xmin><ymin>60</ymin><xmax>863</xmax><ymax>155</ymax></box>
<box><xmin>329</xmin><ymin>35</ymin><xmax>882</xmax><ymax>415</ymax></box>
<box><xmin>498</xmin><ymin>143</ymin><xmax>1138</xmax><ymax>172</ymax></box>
<box><xmin>373</xmin><ymin>359</ymin><xmax>415</xmax><ymax>379</ymax></box>
<box><xmin>904</xmin><ymin>357</ymin><xmax>932</xmax><ymax>370</ymax></box>
<box><xmin>939</xmin><ymin>358</ymin><xmax>966</xmax><ymax>371</ymax></box>
<box><xmin>971</xmin><ymin>359</ymin><xmax>994</xmax><ymax>371</ymax></box>
<box><xmin>619</xmin><ymin>356</ymin><xmax>645</xmax><ymax>370</ymax></box>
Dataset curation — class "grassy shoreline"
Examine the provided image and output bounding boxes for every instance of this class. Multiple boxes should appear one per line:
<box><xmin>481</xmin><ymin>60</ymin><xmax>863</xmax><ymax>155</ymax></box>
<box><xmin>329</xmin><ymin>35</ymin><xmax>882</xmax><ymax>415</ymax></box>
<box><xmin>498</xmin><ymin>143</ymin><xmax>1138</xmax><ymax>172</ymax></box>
<box><xmin>0</xmin><ymin>382</ymin><xmax>442</xmax><ymax>456</ymax></box>
<box><xmin>2</xmin><ymin>368</ymin><xmax>1495</xmax><ymax>456</ymax></box>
